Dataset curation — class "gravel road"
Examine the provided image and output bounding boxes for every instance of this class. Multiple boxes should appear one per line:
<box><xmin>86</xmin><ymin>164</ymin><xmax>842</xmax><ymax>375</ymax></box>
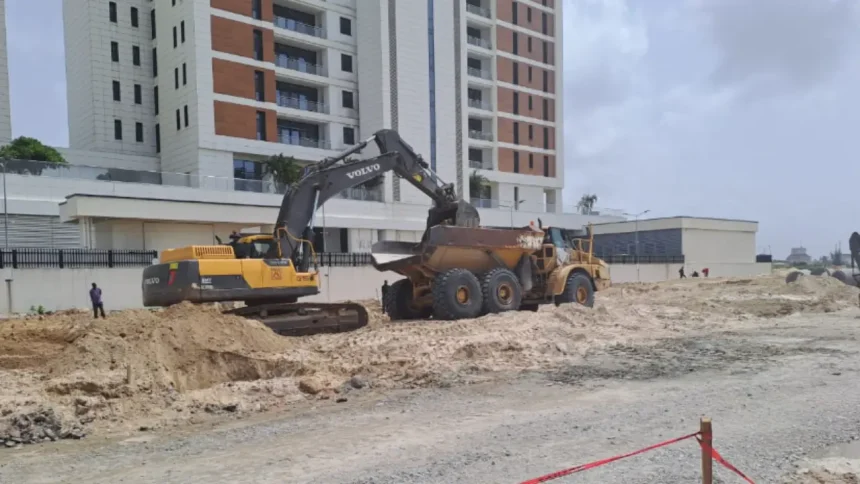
<box><xmin>2</xmin><ymin>309</ymin><xmax>860</xmax><ymax>484</ymax></box>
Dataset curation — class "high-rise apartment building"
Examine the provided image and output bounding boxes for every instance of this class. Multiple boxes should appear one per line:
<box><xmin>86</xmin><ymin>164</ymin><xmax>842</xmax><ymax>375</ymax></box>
<box><xmin>62</xmin><ymin>0</ymin><xmax>563</xmax><ymax>213</ymax></box>
<box><xmin>0</xmin><ymin>0</ymin><xmax>12</xmax><ymax>143</ymax></box>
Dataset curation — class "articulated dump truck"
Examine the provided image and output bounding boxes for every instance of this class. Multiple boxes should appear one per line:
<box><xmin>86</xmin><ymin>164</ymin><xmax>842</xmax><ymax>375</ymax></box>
<box><xmin>371</xmin><ymin>222</ymin><xmax>611</xmax><ymax>321</ymax></box>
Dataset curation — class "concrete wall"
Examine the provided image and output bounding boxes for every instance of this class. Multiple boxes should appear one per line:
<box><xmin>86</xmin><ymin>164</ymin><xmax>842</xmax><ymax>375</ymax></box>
<box><xmin>608</xmin><ymin>262</ymin><xmax>773</xmax><ymax>284</ymax></box>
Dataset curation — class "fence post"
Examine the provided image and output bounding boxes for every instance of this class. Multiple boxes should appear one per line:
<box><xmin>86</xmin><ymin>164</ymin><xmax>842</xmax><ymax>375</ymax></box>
<box><xmin>11</xmin><ymin>249</ymin><xmax>17</xmax><ymax>269</ymax></box>
<box><xmin>58</xmin><ymin>249</ymin><xmax>64</xmax><ymax>269</ymax></box>
<box><xmin>108</xmin><ymin>250</ymin><xmax>114</xmax><ymax>268</ymax></box>
<box><xmin>700</xmin><ymin>418</ymin><xmax>713</xmax><ymax>484</ymax></box>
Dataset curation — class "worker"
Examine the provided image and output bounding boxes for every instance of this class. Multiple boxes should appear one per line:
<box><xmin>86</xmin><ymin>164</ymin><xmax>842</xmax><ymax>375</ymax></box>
<box><xmin>381</xmin><ymin>280</ymin><xmax>390</xmax><ymax>313</ymax></box>
<box><xmin>702</xmin><ymin>268</ymin><xmax>709</xmax><ymax>278</ymax></box>
<box><xmin>692</xmin><ymin>271</ymin><xmax>700</xmax><ymax>277</ymax></box>
<box><xmin>89</xmin><ymin>283</ymin><xmax>106</xmax><ymax>319</ymax></box>
<box><xmin>678</xmin><ymin>266</ymin><xmax>686</xmax><ymax>279</ymax></box>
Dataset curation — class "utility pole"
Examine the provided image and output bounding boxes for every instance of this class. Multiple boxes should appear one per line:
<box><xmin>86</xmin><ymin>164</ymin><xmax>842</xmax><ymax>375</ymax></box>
<box><xmin>623</xmin><ymin>209</ymin><xmax>651</xmax><ymax>281</ymax></box>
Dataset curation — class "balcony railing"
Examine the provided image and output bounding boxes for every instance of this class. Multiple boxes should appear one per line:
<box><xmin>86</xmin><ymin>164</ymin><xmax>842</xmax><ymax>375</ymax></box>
<box><xmin>275</xmin><ymin>54</ymin><xmax>327</xmax><ymax>77</ymax></box>
<box><xmin>545</xmin><ymin>203</ymin><xmax>557</xmax><ymax>213</ymax></box>
<box><xmin>467</xmin><ymin>36</ymin><xmax>492</xmax><ymax>50</ymax></box>
<box><xmin>468</xmin><ymin>98</ymin><xmax>492</xmax><ymax>111</ymax></box>
<box><xmin>336</xmin><ymin>187</ymin><xmax>384</xmax><ymax>202</ymax></box>
<box><xmin>467</xmin><ymin>67</ymin><xmax>492</xmax><ymax>80</ymax></box>
<box><xmin>278</xmin><ymin>132</ymin><xmax>331</xmax><ymax>150</ymax></box>
<box><xmin>469</xmin><ymin>159</ymin><xmax>493</xmax><ymax>170</ymax></box>
<box><xmin>470</xmin><ymin>198</ymin><xmax>500</xmax><ymax>209</ymax></box>
<box><xmin>465</xmin><ymin>3</ymin><xmax>491</xmax><ymax>18</ymax></box>
<box><xmin>468</xmin><ymin>129</ymin><xmax>494</xmax><ymax>141</ymax></box>
<box><xmin>276</xmin><ymin>92</ymin><xmax>328</xmax><ymax>114</ymax></box>
<box><xmin>273</xmin><ymin>16</ymin><xmax>326</xmax><ymax>38</ymax></box>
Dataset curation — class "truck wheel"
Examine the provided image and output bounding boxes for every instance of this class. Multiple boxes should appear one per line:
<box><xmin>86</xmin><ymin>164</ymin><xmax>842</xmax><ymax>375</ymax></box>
<box><xmin>557</xmin><ymin>272</ymin><xmax>595</xmax><ymax>308</ymax></box>
<box><xmin>432</xmin><ymin>268</ymin><xmax>483</xmax><ymax>320</ymax></box>
<box><xmin>481</xmin><ymin>268</ymin><xmax>523</xmax><ymax>313</ymax></box>
<box><xmin>384</xmin><ymin>279</ymin><xmax>425</xmax><ymax>320</ymax></box>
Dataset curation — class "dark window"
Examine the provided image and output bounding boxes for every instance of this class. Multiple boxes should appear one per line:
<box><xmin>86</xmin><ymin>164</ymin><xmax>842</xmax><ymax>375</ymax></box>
<box><xmin>182</xmin><ymin>63</ymin><xmax>187</xmax><ymax>85</ymax></box>
<box><xmin>543</xmin><ymin>126</ymin><xmax>549</xmax><ymax>149</ymax></box>
<box><xmin>527</xmin><ymin>7</ymin><xmax>532</xmax><ymax>22</ymax></box>
<box><xmin>135</xmin><ymin>122</ymin><xmax>144</xmax><ymax>142</ymax></box>
<box><xmin>341</xmin><ymin>54</ymin><xmax>353</xmax><ymax>72</ymax></box>
<box><xmin>173</xmin><ymin>26</ymin><xmax>177</xmax><ymax>48</ymax></box>
<box><xmin>252</xmin><ymin>0</ymin><xmax>261</xmax><ymax>19</ymax></box>
<box><xmin>256</xmin><ymin>111</ymin><xmax>266</xmax><ymax>140</ymax></box>
<box><xmin>340</xmin><ymin>17</ymin><xmax>352</xmax><ymax>35</ymax></box>
<box><xmin>528</xmin><ymin>66</ymin><xmax>533</xmax><ymax>83</ymax></box>
<box><xmin>528</xmin><ymin>153</ymin><xmax>534</xmax><ymax>169</ymax></box>
<box><xmin>152</xmin><ymin>48</ymin><xmax>158</xmax><ymax>76</ymax></box>
<box><xmin>542</xmin><ymin>99</ymin><xmax>548</xmax><ymax>120</ymax></box>
<box><xmin>155</xmin><ymin>124</ymin><xmax>161</xmax><ymax>152</ymax></box>
<box><xmin>111</xmin><ymin>41</ymin><xmax>119</xmax><ymax>62</ymax></box>
<box><xmin>109</xmin><ymin>2</ymin><xmax>117</xmax><ymax>22</ymax></box>
<box><xmin>174</xmin><ymin>67</ymin><xmax>179</xmax><ymax>89</ymax></box>
<box><xmin>513</xmin><ymin>152</ymin><xmax>519</xmax><ymax>173</ymax></box>
<box><xmin>183</xmin><ymin>105</ymin><xmax>189</xmax><ymax>127</ymax></box>
<box><xmin>512</xmin><ymin>32</ymin><xmax>518</xmax><ymax>55</ymax></box>
<box><xmin>134</xmin><ymin>84</ymin><xmax>142</xmax><ymax>104</ymax></box>
<box><xmin>528</xmin><ymin>124</ymin><xmax>534</xmax><ymax>140</ymax></box>
<box><xmin>513</xmin><ymin>92</ymin><xmax>519</xmax><ymax>114</ymax></box>
<box><xmin>114</xmin><ymin>119</ymin><xmax>122</xmax><ymax>140</ymax></box>
<box><xmin>154</xmin><ymin>86</ymin><xmax>159</xmax><ymax>114</ymax></box>
<box><xmin>131</xmin><ymin>7</ymin><xmax>139</xmax><ymax>27</ymax></box>
<box><xmin>180</xmin><ymin>21</ymin><xmax>185</xmax><ymax>43</ymax></box>
<box><xmin>132</xmin><ymin>45</ymin><xmax>140</xmax><ymax>66</ymax></box>
<box><xmin>253</xmin><ymin>29</ymin><xmax>263</xmax><ymax>61</ymax></box>
<box><xmin>543</xmin><ymin>155</ymin><xmax>549</xmax><ymax>177</ymax></box>
<box><xmin>512</xmin><ymin>62</ymin><xmax>519</xmax><ymax>84</ymax></box>
<box><xmin>514</xmin><ymin>187</ymin><xmax>519</xmax><ymax>207</ymax></box>
<box><xmin>172</xmin><ymin>0</ymin><xmax>175</xmax><ymax>5</ymax></box>
<box><xmin>112</xmin><ymin>80</ymin><xmax>121</xmax><ymax>101</ymax></box>
<box><xmin>543</xmin><ymin>41</ymin><xmax>549</xmax><ymax>64</ymax></box>
<box><xmin>151</xmin><ymin>10</ymin><xmax>156</xmax><ymax>38</ymax></box>
<box><xmin>254</xmin><ymin>71</ymin><xmax>265</xmax><ymax>101</ymax></box>
<box><xmin>542</xmin><ymin>70</ymin><xmax>548</xmax><ymax>92</ymax></box>
<box><xmin>542</xmin><ymin>12</ymin><xmax>548</xmax><ymax>35</ymax></box>
<box><xmin>528</xmin><ymin>95</ymin><xmax>533</xmax><ymax>111</ymax></box>
<box><xmin>342</xmin><ymin>90</ymin><xmax>354</xmax><ymax>108</ymax></box>
<box><xmin>343</xmin><ymin>127</ymin><xmax>355</xmax><ymax>145</ymax></box>
<box><xmin>175</xmin><ymin>109</ymin><xmax>180</xmax><ymax>130</ymax></box>
<box><xmin>527</xmin><ymin>36</ymin><xmax>532</xmax><ymax>53</ymax></box>
<box><xmin>513</xmin><ymin>122</ymin><xmax>519</xmax><ymax>144</ymax></box>
<box><xmin>512</xmin><ymin>1</ymin><xmax>518</xmax><ymax>24</ymax></box>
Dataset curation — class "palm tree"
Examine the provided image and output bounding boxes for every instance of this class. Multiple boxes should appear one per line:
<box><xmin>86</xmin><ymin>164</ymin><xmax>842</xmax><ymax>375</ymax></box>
<box><xmin>263</xmin><ymin>154</ymin><xmax>303</xmax><ymax>192</ymax></box>
<box><xmin>469</xmin><ymin>170</ymin><xmax>489</xmax><ymax>199</ymax></box>
<box><xmin>577</xmin><ymin>194</ymin><xmax>598</xmax><ymax>215</ymax></box>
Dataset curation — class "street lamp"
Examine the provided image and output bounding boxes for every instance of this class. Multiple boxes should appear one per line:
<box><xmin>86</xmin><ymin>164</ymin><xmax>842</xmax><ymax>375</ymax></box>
<box><xmin>623</xmin><ymin>209</ymin><xmax>651</xmax><ymax>281</ymax></box>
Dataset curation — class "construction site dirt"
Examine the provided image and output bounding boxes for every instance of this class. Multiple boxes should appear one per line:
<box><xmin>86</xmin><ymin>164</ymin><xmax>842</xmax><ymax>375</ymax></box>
<box><xmin>1</xmin><ymin>273</ymin><xmax>859</xmax><ymax>483</ymax></box>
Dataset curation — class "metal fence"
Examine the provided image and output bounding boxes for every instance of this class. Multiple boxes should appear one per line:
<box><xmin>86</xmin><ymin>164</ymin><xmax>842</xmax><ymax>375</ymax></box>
<box><xmin>599</xmin><ymin>254</ymin><xmax>686</xmax><ymax>265</ymax></box>
<box><xmin>0</xmin><ymin>248</ymin><xmax>158</xmax><ymax>269</ymax></box>
<box><xmin>314</xmin><ymin>252</ymin><xmax>373</xmax><ymax>267</ymax></box>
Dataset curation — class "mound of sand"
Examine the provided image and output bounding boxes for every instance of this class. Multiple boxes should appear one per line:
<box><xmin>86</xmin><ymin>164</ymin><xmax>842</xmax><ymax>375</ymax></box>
<box><xmin>0</xmin><ymin>274</ymin><xmax>856</xmax><ymax>439</ymax></box>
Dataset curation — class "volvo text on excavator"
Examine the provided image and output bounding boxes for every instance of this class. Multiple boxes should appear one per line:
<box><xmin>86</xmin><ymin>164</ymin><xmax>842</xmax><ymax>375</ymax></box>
<box><xmin>141</xmin><ymin>129</ymin><xmax>480</xmax><ymax>336</ymax></box>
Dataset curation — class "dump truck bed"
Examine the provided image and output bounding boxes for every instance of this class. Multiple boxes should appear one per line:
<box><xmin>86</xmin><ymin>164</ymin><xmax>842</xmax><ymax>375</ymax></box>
<box><xmin>371</xmin><ymin>225</ymin><xmax>544</xmax><ymax>275</ymax></box>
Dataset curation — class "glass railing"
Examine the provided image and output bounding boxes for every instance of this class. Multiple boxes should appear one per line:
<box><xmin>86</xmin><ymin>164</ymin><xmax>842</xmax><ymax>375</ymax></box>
<box><xmin>469</xmin><ymin>159</ymin><xmax>493</xmax><ymax>170</ymax></box>
<box><xmin>276</xmin><ymin>92</ymin><xmax>328</xmax><ymax>114</ymax></box>
<box><xmin>468</xmin><ymin>129</ymin><xmax>494</xmax><ymax>141</ymax></box>
<box><xmin>336</xmin><ymin>186</ymin><xmax>384</xmax><ymax>202</ymax></box>
<box><xmin>465</xmin><ymin>3</ymin><xmax>491</xmax><ymax>18</ymax></box>
<box><xmin>467</xmin><ymin>67</ymin><xmax>492</xmax><ymax>80</ymax></box>
<box><xmin>470</xmin><ymin>198</ymin><xmax>500</xmax><ymax>209</ymax></box>
<box><xmin>273</xmin><ymin>16</ymin><xmax>326</xmax><ymax>38</ymax></box>
<box><xmin>467</xmin><ymin>36</ymin><xmax>492</xmax><ymax>49</ymax></box>
<box><xmin>275</xmin><ymin>54</ymin><xmax>327</xmax><ymax>77</ymax></box>
<box><xmin>467</xmin><ymin>98</ymin><xmax>492</xmax><ymax>110</ymax></box>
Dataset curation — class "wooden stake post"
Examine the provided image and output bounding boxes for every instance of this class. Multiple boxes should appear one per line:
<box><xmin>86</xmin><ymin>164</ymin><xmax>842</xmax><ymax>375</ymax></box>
<box><xmin>701</xmin><ymin>418</ymin><xmax>713</xmax><ymax>484</ymax></box>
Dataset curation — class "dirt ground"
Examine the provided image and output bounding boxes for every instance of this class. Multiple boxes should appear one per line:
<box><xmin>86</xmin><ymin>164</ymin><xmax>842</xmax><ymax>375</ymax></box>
<box><xmin>1</xmin><ymin>273</ymin><xmax>859</xmax><ymax>482</ymax></box>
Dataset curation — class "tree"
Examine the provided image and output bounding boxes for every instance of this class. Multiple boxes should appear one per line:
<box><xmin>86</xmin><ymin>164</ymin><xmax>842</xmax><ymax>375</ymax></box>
<box><xmin>469</xmin><ymin>170</ymin><xmax>489</xmax><ymax>198</ymax></box>
<box><xmin>0</xmin><ymin>136</ymin><xmax>65</xmax><ymax>163</ymax></box>
<box><xmin>830</xmin><ymin>248</ymin><xmax>843</xmax><ymax>266</ymax></box>
<box><xmin>263</xmin><ymin>154</ymin><xmax>302</xmax><ymax>187</ymax></box>
<box><xmin>577</xmin><ymin>194</ymin><xmax>598</xmax><ymax>215</ymax></box>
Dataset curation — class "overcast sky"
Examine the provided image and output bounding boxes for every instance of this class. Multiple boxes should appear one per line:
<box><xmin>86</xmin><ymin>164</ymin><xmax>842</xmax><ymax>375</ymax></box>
<box><xmin>7</xmin><ymin>0</ymin><xmax>860</xmax><ymax>259</ymax></box>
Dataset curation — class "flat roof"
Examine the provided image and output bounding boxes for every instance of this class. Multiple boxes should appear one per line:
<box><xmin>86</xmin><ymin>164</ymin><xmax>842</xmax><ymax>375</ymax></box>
<box><xmin>593</xmin><ymin>215</ymin><xmax>758</xmax><ymax>226</ymax></box>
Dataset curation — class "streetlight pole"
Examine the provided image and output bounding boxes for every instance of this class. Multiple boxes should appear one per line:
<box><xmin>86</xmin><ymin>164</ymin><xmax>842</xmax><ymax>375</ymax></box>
<box><xmin>623</xmin><ymin>209</ymin><xmax>650</xmax><ymax>282</ymax></box>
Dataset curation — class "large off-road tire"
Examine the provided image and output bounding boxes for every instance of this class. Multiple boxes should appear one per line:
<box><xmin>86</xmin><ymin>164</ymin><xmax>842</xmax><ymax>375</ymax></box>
<box><xmin>481</xmin><ymin>268</ymin><xmax>523</xmax><ymax>314</ymax></box>
<box><xmin>384</xmin><ymin>279</ymin><xmax>427</xmax><ymax>320</ymax></box>
<box><xmin>432</xmin><ymin>268</ymin><xmax>483</xmax><ymax>320</ymax></box>
<box><xmin>555</xmin><ymin>272</ymin><xmax>595</xmax><ymax>308</ymax></box>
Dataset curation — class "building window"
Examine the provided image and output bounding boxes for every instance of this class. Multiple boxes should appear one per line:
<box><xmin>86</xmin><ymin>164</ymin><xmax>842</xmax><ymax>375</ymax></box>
<box><xmin>252</xmin><ymin>0</ymin><xmax>261</xmax><ymax>20</ymax></box>
<box><xmin>512</xmin><ymin>32</ymin><xmax>518</xmax><ymax>55</ymax></box>
<box><xmin>528</xmin><ymin>95</ymin><xmax>533</xmax><ymax>111</ymax></box>
<box><xmin>183</xmin><ymin>105</ymin><xmax>189</xmax><ymax>127</ymax></box>
<box><xmin>543</xmin><ymin>155</ymin><xmax>549</xmax><ymax>177</ymax></box>
<box><xmin>256</xmin><ymin>111</ymin><xmax>267</xmax><ymax>140</ymax></box>
<box><xmin>513</xmin><ymin>92</ymin><xmax>519</xmax><ymax>114</ymax></box>
<box><xmin>528</xmin><ymin>153</ymin><xmax>534</xmax><ymax>169</ymax></box>
<box><xmin>513</xmin><ymin>152</ymin><xmax>519</xmax><ymax>173</ymax></box>
<box><xmin>131</xmin><ymin>7</ymin><xmax>139</xmax><ymax>27</ymax></box>
<box><xmin>175</xmin><ymin>109</ymin><xmax>180</xmax><ymax>130</ymax></box>
<box><xmin>542</xmin><ymin>71</ymin><xmax>548</xmax><ymax>92</ymax></box>
<box><xmin>528</xmin><ymin>66</ymin><xmax>533</xmax><ymax>83</ymax></box>
<box><xmin>155</xmin><ymin>124</ymin><xmax>161</xmax><ymax>152</ymax></box>
<box><xmin>111</xmin><ymin>41</ymin><xmax>119</xmax><ymax>62</ymax></box>
<box><xmin>135</xmin><ymin>122</ymin><xmax>144</xmax><ymax>142</ymax></box>
<box><xmin>172</xmin><ymin>26</ymin><xmax>177</xmax><ymax>48</ymax></box>
<box><xmin>253</xmin><ymin>29</ymin><xmax>263</xmax><ymax>61</ymax></box>
<box><xmin>514</xmin><ymin>187</ymin><xmax>520</xmax><ymax>207</ymax></box>
<box><xmin>174</xmin><ymin>67</ymin><xmax>179</xmax><ymax>89</ymax></box>
<box><xmin>543</xmin><ymin>41</ymin><xmax>549</xmax><ymax>64</ymax></box>
<box><xmin>513</xmin><ymin>122</ymin><xmax>519</xmax><ymax>144</ymax></box>
<box><xmin>512</xmin><ymin>62</ymin><xmax>519</xmax><ymax>84</ymax></box>
<box><xmin>152</xmin><ymin>48</ymin><xmax>158</xmax><ymax>76</ymax></box>
<box><xmin>527</xmin><ymin>36</ymin><xmax>532</xmax><ymax>53</ymax></box>
<box><xmin>527</xmin><ymin>7</ymin><xmax>532</xmax><ymax>22</ymax></box>
<box><xmin>343</xmin><ymin>127</ymin><xmax>355</xmax><ymax>145</ymax></box>
<box><xmin>340</xmin><ymin>54</ymin><xmax>353</xmax><ymax>72</ymax></box>
<box><xmin>132</xmin><ymin>45</ymin><xmax>141</xmax><ymax>66</ymax></box>
<box><xmin>254</xmin><ymin>71</ymin><xmax>265</xmax><ymax>101</ymax></box>
<box><xmin>172</xmin><ymin>0</ymin><xmax>175</xmax><ymax>5</ymax></box>
<box><xmin>542</xmin><ymin>12</ymin><xmax>548</xmax><ymax>35</ymax></box>
<box><xmin>182</xmin><ymin>63</ymin><xmax>187</xmax><ymax>85</ymax></box>
<box><xmin>109</xmin><ymin>2</ymin><xmax>117</xmax><ymax>23</ymax></box>
<box><xmin>112</xmin><ymin>80</ymin><xmax>121</xmax><ymax>101</ymax></box>
<box><xmin>151</xmin><ymin>10</ymin><xmax>156</xmax><ymax>39</ymax></box>
<box><xmin>341</xmin><ymin>90</ymin><xmax>354</xmax><ymax>109</ymax></box>
<box><xmin>114</xmin><ymin>119</ymin><xmax>122</xmax><ymax>140</ymax></box>
<box><xmin>528</xmin><ymin>124</ymin><xmax>534</xmax><ymax>140</ymax></box>
<box><xmin>154</xmin><ymin>86</ymin><xmax>159</xmax><ymax>114</ymax></box>
<box><xmin>180</xmin><ymin>21</ymin><xmax>185</xmax><ymax>43</ymax></box>
<box><xmin>543</xmin><ymin>126</ymin><xmax>549</xmax><ymax>149</ymax></box>
<box><xmin>542</xmin><ymin>98</ymin><xmax>548</xmax><ymax>120</ymax></box>
<box><xmin>340</xmin><ymin>17</ymin><xmax>352</xmax><ymax>35</ymax></box>
<box><xmin>134</xmin><ymin>84</ymin><xmax>142</xmax><ymax>104</ymax></box>
<box><xmin>512</xmin><ymin>1</ymin><xmax>518</xmax><ymax>24</ymax></box>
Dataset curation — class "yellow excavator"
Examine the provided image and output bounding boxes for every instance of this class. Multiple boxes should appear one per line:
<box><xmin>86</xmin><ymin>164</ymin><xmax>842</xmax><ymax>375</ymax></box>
<box><xmin>140</xmin><ymin>129</ymin><xmax>479</xmax><ymax>336</ymax></box>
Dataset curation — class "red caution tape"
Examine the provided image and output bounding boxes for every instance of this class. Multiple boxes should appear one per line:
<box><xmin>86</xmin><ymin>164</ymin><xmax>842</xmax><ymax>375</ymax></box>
<box><xmin>697</xmin><ymin>436</ymin><xmax>756</xmax><ymax>484</ymax></box>
<box><xmin>518</xmin><ymin>431</ymin><xmax>701</xmax><ymax>484</ymax></box>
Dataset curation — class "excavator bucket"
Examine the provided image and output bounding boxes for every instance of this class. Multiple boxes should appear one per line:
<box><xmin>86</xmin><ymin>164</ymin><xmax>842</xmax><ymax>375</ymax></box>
<box><xmin>426</xmin><ymin>200</ymin><xmax>481</xmax><ymax>230</ymax></box>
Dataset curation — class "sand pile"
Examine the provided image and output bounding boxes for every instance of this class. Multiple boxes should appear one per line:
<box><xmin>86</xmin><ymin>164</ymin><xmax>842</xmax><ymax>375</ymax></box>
<box><xmin>0</xmin><ymin>274</ymin><xmax>856</xmax><ymax>439</ymax></box>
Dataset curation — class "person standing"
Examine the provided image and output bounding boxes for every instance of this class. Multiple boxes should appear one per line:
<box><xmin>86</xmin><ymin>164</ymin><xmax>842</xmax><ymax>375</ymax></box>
<box><xmin>380</xmin><ymin>280</ymin><xmax>390</xmax><ymax>314</ymax></box>
<box><xmin>90</xmin><ymin>283</ymin><xmax>106</xmax><ymax>318</ymax></box>
<box><xmin>678</xmin><ymin>266</ymin><xmax>686</xmax><ymax>279</ymax></box>
<box><xmin>702</xmin><ymin>267</ymin><xmax>710</xmax><ymax>278</ymax></box>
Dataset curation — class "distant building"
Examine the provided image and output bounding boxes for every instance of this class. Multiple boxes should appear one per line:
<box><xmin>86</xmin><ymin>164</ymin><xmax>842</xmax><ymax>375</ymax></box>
<box><xmin>786</xmin><ymin>247</ymin><xmax>811</xmax><ymax>264</ymax></box>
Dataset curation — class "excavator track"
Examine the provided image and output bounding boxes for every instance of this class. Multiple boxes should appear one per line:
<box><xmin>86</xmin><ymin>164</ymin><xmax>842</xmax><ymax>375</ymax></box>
<box><xmin>223</xmin><ymin>301</ymin><xmax>369</xmax><ymax>337</ymax></box>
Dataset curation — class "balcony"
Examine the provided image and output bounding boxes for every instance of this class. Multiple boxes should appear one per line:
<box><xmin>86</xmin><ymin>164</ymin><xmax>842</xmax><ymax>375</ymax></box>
<box><xmin>467</xmin><ymin>67</ymin><xmax>492</xmax><ymax>80</ymax></box>
<box><xmin>470</xmin><ymin>198</ymin><xmax>501</xmax><ymax>209</ymax></box>
<box><xmin>273</xmin><ymin>16</ymin><xmax>325</xmax><ymax>38</ymax></box>
<box><xmin>276</xmin><ymin>91</ymin><xmax>328</xmax><ymax>114</ymax></box>
<box><xmin>469</xmin><ymin>159</ymin><xmax>493</xmax><ymax>170</ymax></box>
<box><xmin>278</xmin><ymin>131</ymin><xmax>331</xmax><ymax>150</ymax></box>
<box><xmin>468</xmin><ymin>129</ymin><xmax>494</xmax><ymax>141</ymax></box>
<box><xmin>275</xmin><ymin>54</ymin><xmax>327</xmax><ymax>77</ymax></box>
<box><xmin>465</xmin><ymin>3</ymin><xmax>491</xmax><ymax>18</ymax></box>
<box><xmin>336</xmin><ymin>187</ymin><xmax>384</xmax><ymax>202</ymax></box>
<box><xmin>467</xmin><ymin>98</ymin><xmax>492</xmax><ymax>111</ymax></box>
<box><xmin>467</xmin><ymin>35</ymin><xmax>492</xmax><ymax>50</ymax></box>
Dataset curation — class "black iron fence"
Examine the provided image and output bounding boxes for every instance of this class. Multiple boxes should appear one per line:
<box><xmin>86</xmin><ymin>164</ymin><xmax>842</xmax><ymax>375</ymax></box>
<box><xmin>0</xmin><ymin>248</ymin><xmax>158</xmax><ymax>269</ymax></box>
<box><xmin>314</xmin><ymin>252</ymin><xmax>373</xmax><ymax>267</ymax></box>
<box><xmin>599</xmin><ymin>254</ymin><xmax>686</xmax><ymax>264</ymax></box>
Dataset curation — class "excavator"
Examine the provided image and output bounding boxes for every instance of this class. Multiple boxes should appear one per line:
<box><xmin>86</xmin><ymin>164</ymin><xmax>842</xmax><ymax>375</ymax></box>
<box><xmin>141</xmin><ymin>129</ymin><xmax>480</xmax><ymax>336</ymax></box>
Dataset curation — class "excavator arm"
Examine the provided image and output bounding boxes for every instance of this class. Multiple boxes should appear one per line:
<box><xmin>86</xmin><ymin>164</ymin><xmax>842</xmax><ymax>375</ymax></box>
<box><xmin>273</xmin><ymin>129</ymin><xmax>480</xmax><ymax>271</ymax></box>
<box><xmin>850</xmin><ymin>232</ymin><xmax>860</xmax><ymax>284</ymax></box>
